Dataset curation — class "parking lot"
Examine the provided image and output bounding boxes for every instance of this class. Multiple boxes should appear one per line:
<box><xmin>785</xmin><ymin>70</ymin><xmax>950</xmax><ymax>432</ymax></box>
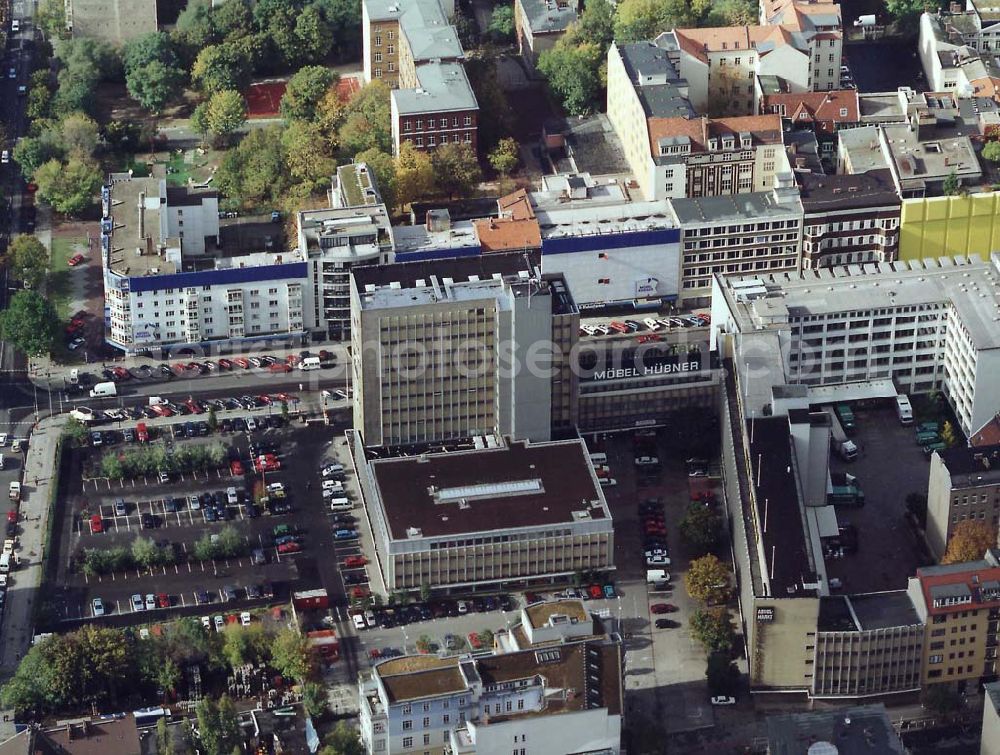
<box><xmin>826</xmin><ymin>403</ymin><xmax>936</xmax><ymax>593</ymax></box>
<box><xmin>44</xmin><ymin>419</ymin><xmax>348</xmax><ymax>628</ymax></box>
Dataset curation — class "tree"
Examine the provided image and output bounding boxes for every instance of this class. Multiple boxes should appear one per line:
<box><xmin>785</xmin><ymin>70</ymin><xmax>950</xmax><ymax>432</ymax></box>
<box><xmin>394</xmin><ymin>142</ymin><xmax>435</xmax><ymax>209</ymax></box>
<box><xmin>36</xmin><ymin>0</ymin><xmax>68</xmax><ymax>38</ymax></box>
<box><xmin>684</xmin><ymin>554</ymin><xmax>731</xmax><ymax>604</ymax></box>
<box><xmin>679</xmin><ymin>502</ymin><xmax>723</xmax><ymax>555</ymax></box>
<box><xmin>705</xmin><ymin>651</ymin><xmax>740</xmax><ymax>697</ymax></box>
<box><xmin>213</xmin><ymin>0</ymin><xmax>253</xmax><ymax>37</ymax></box>
<box><xmin>123</xmin><ymin>32</ymin><xmax>179</xmax><ymax>76</ymax></box>
<box><xmin>191</xmin><ymin>102</ymin><xmax>211</xmax><ymax>146</ymax></box>
<box><xmin>942</xmin><ymin>520</ymin><xmax>998</xmax><ymax>564</ymax></box>
<box><xmin>302</xmin><ymin>681</ymin><xmax>328</xmax><ymax>718</ymax></box>
<box><xmin>354</xmin><ymin>148</ymin><xmax>397</xmax><ymax>212</ymax></box>
<box><xmin>885</xmin><ymin>0</ymin><xmax>928</xmax><ymax>21</ymax></box>
<box><xmin>419</xmin><ymin>583</ymin><xmax>432</xmax><ymax>603</ymax></box>
<box><xmin>192</xmin><ymin>43</ymin><xmax>253</xmax><ymax>94</ymax></box>
<box><xmin>7</xmin><ymin>235</ymin><xmax>49</xmax><ymax>290</ymax></box>
<box><xmin>53</xmin><ymin>63</ymin><xmax>102</xmax><ymax>116</ymax></box>
<box><xmin>14</xmin><ymin>132</ymin><xmax>63</xmax><ymax>181</ymax></box>
<box><xmin>465</xmin><ymin>56</ymin><xmax>515</xmax><ymax>154</ymax></box>
<box><xmin>127</xmin><ymin>60</ymin><xmax>186</xmax><ymax>113</ymax></box>
<box><xmin>282</xmin><ymin>120</ymin><xmax>337</xmax><ymax>185</ymax></box>
<box><xmin>537</xmin><ymin>37</ymin><xmax>604</xmax><ymax>115</ymax></box>
<box><xmin>487</xmin><ymin>6</ymin><xmax>515</xmax><ymax>42</ymax></box>
<box><xmin>294</xmin><ymin>6</ymin><xmax>335</xmax><ymax>65</ymax></box>
<box><xmin>270</xmin><ymin>629</ymin><xmax>314</xmax><ymax>683</ymax></box>
<box><xmin>34</xmin><ymin>156</ymin><xmax>101</xmax><ymax>215</ymax></box>
<box><xmin>577</xmin><ymin>0</ymin><xmax>615</xmax><ymax>49</ymax></box>
<box><xmin>60</xmin><ymin>113</ymin><xmax>100</xmax><ymax>157</ymax></box>
<box><xmin>173</xmin><ymin>0</ymin><xmax>217</xmax><ymax>52</ymax></box>
<box><xmin>215</xmin><ymin>127</ymin><xmax>290</xmax><ymax>207</ymax></box>
<box><xmin>338</xmin><ymin>81</ymin><xmax>392</xmax><ymax>155</ymax></box>
<box><xmin>156</xmin><ymin>657</ymin><xmax>181</xmax><ymax>697</ymax></box>
<box><xmin>906</xmin><ymin>492</ymin><xmax>928</xmax><ymax>529</ymax></box>
<box><xmin>488</xmin><ymin>137</ymin><xmax>519</xmax><ymax>178</ymax></box>
<box><xmin>613</xmin><ymin>0</ymin><xmax>696</xmax><ymax>41</ymax></box>
<box><xmin>314</xmin><ymin>87</ymin><xmax>346</xmax><ymax>148</ymax></box>
<box><xmin>131</xmin><ymin>536</ymin><xmax>160</xmax><ymax>569</ymax></box>
<box><xmin>156</xmin><ymin>718</ymin><xmax>175</xmax><ymax>755</ymax></box>
<box><xmin>943</xmin><ymin>169</ymin><xmax>961</xmax><ymax>196</ymax></box>
<box><xmin>204</xmin><ymin>90</ymin><xmax>248</xmax><ymax>144</ymax></box>
<box><xmin>63</xmin><ymin>418</ymin><xmax>90</xmax><ymax>446</ymax></box>
<box><xmin>321</xmin><ymin>721</ymin><xmax>364</xmax><ymax>755</ymax></box>
<box><xmin>195</xmin><ymin>695</ymin><xmax>240</xmax><ymax>755</ymax></box>
<box><xmin>924</xmin><ymin>684</ymin><xmax>963</xmax><ymax>719</ymax></box>
<box><xmin>207</xmin><ymin>406</ymin><xmax>218</xmax><ymax>432</ymax></box>
<box><xmin>314</xmin><ymin>0</ymin><xmax>362</xmax><ymax>61</ymax></box>
<box><xmin>689</xmin><ymin>607</ymin><xmax>736</xmax><ymax>654</ymax></box>
<box><xmin>0</xmin><ymin>290</ymin><xmax>58</xmax><ymax>357</ymax></box>
<box><xmin>281</xmin><ymin>66</ymin><xmax>337</xmax><ymax>122</ymax></box>
<box><xmin>431</xmin><ymin>143</ymin><xmax>482</xmax><ymax>199</ymax></box>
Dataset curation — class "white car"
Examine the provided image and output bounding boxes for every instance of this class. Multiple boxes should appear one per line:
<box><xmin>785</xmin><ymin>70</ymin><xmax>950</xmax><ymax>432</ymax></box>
<box><xmin>145</xmin><ymin>593</ymin><xmax>156</xmax><ymax>610</ymax></box>
<box><xmin>201</xmin><ymin>616</ymin><xmax>211</xmax><ymax>629</ymax></box>
<box><xmin>1</xmin><ymin>151</ymin><xmax>8</xmax><ymax>164</ymax></box>
<box><xmin>266</xmin><ymin>482</ymin><xmax>285</xmax><ymax>494</ymax></box>
<box><xmin>322</xmin><ymin>479</ymin><xmax>343</xmax><ymax>491</ymax></box>
<box><xmin>456</xmin><ymin>600</ymin><xmax>469</xmax><ymax>614</ymax></box>
<box><xmin>646</xmin><ymin>556</ymin><xmax>670</xmax><ymax>566</ymax></box>
<box><xmin>711</xmin><ymin>696</ymin><xmax>737</xmax><ymax>706</ymax></box>
<box><xmin>131</xmin><ymin>593</ymin><xmax>144</xmax><ymax>612</ymax></box>
<box><xmin>226</xmin><ymin>486</ymin><xmax>239</xmax><ymax>504</ymax></box>
<box><xmin>213</xmin><ymin>615</ymin><xmax>224</xmax><ymax>631</ymax></box>
<box><xmin>240</xmin><ymin>611</ymin><xmax>251</xmax><ymax>626</ymax></box>
<box><xmin>599</xmin><ymin>477</ymin><xmax>617</xmax><ymax>487</ymax></box>
<box><xmin>352</xmin><ymin>613</ymin><xmax>367</xmax><ymax>631</ymax></box>
<box><xmin>592</xmin><ymin>324</ymin><xmax>610</xmax><ymax>335</ymax></box>
<box><xmin>245</xmin><ymin>416</ymin><xmax>257</xmax><ymax>431</ymax></box>
<box><xmin>67</xmin><ymin>337</ymin><xmax>85</xmax><ymax>351</ymax></box>
<box><xmin>635</xmin><ymin>456</ymin><xmax>660</xmax><ymax>467</ymax></box>
<box><xmin>188</xmin><ymin>494</ymin><xmax>201</xmax><ymax>510</ymax></box>
<box><xmin>92</xmin><ymin>597</ymin><xmax>105</xmax><ymax>617</ymax></box>
<box><xmin>643</xmin><ymin>318</ymin><xmax>661</xmax><ymax>331</ymax></box>
<box><xmin>0</xmin><ymin>434</ymin><xmax>8</xmax><ymax>447</ymax></box>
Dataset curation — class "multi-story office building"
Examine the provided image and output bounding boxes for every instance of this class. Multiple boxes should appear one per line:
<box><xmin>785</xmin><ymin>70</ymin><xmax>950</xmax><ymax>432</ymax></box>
<box><xmin>711</xmin><ymin>254</ymin><xmax>1000</xmax><ymax>437</ymax></box>
<box><xmin>350</xmin><ymin>253</ymin><xmax>578</xmax><ymax>447</ymax></box>
<box><xmin>797</xmin><ymin>169</ymin><xmax>901</xmax><ymax>269</ymax></box>
<box><xmin>672</xmin><ymin>182</ymin><xmax>803</xmax><ymax>304</ymax></box>
<box><xmin>908</xmin><ymin>554</ymin><xmax>1000</xmax><ymax>690</ymax></box>
<box><xmin>295</xmin><ymin>165</ymin><xmax>393</xmax><ymax>340</ymax></box>
<box><xmin>390</xmin><ymin>62</ymin><xmax>479</xmax><ymax>154</ymax></box>
<box><xmin>350</xmin><ymin>436</ymin><xmax>613</xmax><ymax>592</ymax></box>
<box><xmin>358</xmin><ymin>638</ymin><xmax>624</xmax><ymax>755</ymax></box>
<box><xmin>926</xmin><ymin>444</ymin><xmax>1000</xmax><ymax>560</ymax></box>
<box><xmin>101</xmin><ymin>175</ymin><xmax>311</xmax><ymax>355</ymax></box>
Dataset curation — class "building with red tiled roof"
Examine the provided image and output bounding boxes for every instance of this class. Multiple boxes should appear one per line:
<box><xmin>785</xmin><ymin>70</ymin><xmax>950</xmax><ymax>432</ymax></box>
<box><xmin>907</xmin><ymin>551</ymin><xmax>1000</xmax><ymax>689</ymax></box>
<box><xmin>763</xmin><ymin>89</ymin><xmax>859</xmax><ymax>134</ymax></box>
<box><xmin>972</xmin><ymin>413</ymin><xmax>1000</xmax><ymax>447</ymax></box>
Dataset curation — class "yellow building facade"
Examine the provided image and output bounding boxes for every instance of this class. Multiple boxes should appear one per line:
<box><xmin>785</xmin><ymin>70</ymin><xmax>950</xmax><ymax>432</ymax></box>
<box><xmin>899</xmin><ymin>193</ymin><xmax>1000</xmax><ymax>260</ymax></box>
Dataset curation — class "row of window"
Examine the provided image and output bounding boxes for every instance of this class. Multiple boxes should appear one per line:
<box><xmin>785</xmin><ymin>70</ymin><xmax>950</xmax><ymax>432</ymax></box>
<box><xmin>405</xmin><ymin>133</ymin><xmax>472</xmax><ymax>147</ymax></box>
<box><xmin>404</xmin><ymin>115</ymin><xmax>474</xmax><ymax>130</ymax></box>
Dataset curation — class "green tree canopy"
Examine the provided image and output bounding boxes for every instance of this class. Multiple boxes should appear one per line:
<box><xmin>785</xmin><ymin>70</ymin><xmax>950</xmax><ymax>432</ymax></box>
<box><xmin>690</xmin><ymin>607</ymin><xmax>737</xmax><ymax>654</ymax></box>
<box><xmin>60</xmin><ymin>112</ymin><xmax>101</xmax><ymax>156</ymax></box>
<box><xmin>314</xmin><ymin>0</ymin><xmax>362</xmax><ymax>61</ymax></box>
<box><xmin>7</xmin><ymin>235</ymin><xmax>49</xmax><ymax>290</ymax></box>
<box><xmin>320</xmin><ymin>721</ymin><xmax>364</xmax><ymax>755</ymax></box>
<box><xmin>281</xmin><ymin>65</ymin><xmax>337</xmax><ymax>122</ymax></box>
<box><xmin>487</xmin><ymin>6</ymin><xmax>515</xmax><ymax>42</ymax></box>
<box><xmin>537</xmin><ymin>38</ymin><xmax>604</xmax><ymax>115</ymax></box>
<box><xmin>614</xmin><ymin>0</ymin><xmax>697</xmax><ymax>41</ymax></box>
<box><xmin>270</xmin><ymin>629</ymin><xmax>314</xmax><ymax>683</ymax></box>
<box><xmin>430</xmin><ymin>143</ymin><xmax>482</xmax><ymax>199</ymax></box>
<box><xmin>577</xmin><ymin>0</ymin><xmax>615</xmax><ymax>49</ymax></box>
<box><xmin>192</xmin><ymin>43</ymin><xmax>253</xmax><ymax>94</ymax></box>
<box><xmin>983</xmin><ymin>140</ymin><xmax>1000</xmax><ymax>163</ymax></box>
<box><xmin>195</xmin><ymin>695</ymin><xmax>241</xmax><ymax>755</ymax></box>
<box><xmin>213</xmin><ymin>0</ymin><xmax>254</xmax><ymax>37</ymax></box>
<box><xmin>488</xmin><ymin>137</ymin><xmax>519</xmax><ymax>177</ymax></box>
<box><xmin>215</xmin><ymin>126</ymin><xmax>290</xmax><ymax>207</ymax></box>
<box><xmin>204</xmin><ymin>90</ymin><xmax>248</xmax><ymax>143</ymax></box>
<box><xmin>123</xmin><ymin>31</ymin><xmax>179</xmax><ymax>75</ymax></box>
<box><xmin>0</xmin><ymin>290</ymin><xmax>59</xmax><ymax>357</ymax></box>
<box><xmin>126</xmin><ymin>60</ymin><xmax>186</xmax><ymax>113</ymax></box>
<box><xmin>282</xmin><ymin>120</ymin><xmax>337</xmax><ymax>185</ymax></box>
<box><xmin>684</xmin><ymin>554</ymin><xmax>731</xmax><ymax>605</ymax></box>
<box><xmin>394</xmin><ymin>142</ymin><xmax>435</xmax><ymax>210</ymax></box>
<box><xmin>679</xmin><ymin>502</ymin><xmax>723</xmax><ymax>555</ymax></box>
<box><xmin>338</xmin><ymin>80</ymin><xmax>392</xmax><ymax>155</ymax></box>
<box><xmin>705</xmin><ymin>651</ymin><xmax>740</xmax><ymax>696</ymax></box>
<box><xmin>34</xmin><ymin>156</ymin><xmax>101</xmax><ymax>215</ymax></box>
<box><xmin>53</xmin><ymin>63</ymin><xmax>101</xmax><ymax>116</ymax></box>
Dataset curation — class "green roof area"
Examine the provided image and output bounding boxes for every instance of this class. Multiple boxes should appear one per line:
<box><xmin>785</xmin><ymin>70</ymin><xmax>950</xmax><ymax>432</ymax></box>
<box><xmin>338</xmin><ymin>164</ymin><xmax>374</xmax><ymax>207</ymax></box>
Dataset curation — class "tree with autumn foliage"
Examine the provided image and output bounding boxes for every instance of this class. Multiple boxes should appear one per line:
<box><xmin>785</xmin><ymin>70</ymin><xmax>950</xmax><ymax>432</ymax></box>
<box><xmin>684</xmin><ymin>554</ymin><xmax>731</xmax><ymax>605</ymax></box>
<box><xmin>942</xmin><ymin>519</ymin><xmax>998</xmax><ymax>564</ymax></box>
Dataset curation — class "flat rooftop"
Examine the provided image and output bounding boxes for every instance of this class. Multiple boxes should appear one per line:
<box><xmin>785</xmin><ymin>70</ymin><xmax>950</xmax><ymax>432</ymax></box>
<box><xmin>353</xmin><ymin>251</ymin><xmax>533</xmax><ymax>290</ymax></box>
<box><xmin>881</xmin><ymin>122</ymin><xmax>981</xmax><ymax>183</ymax></box>
<box><xmin>393</xmin><ymin>62</ymin><xmax>477</xmax><ymax>115</ymax></box>
<box><xmin>532</xmin><ymin>191</ymin><xmax>678</xmax><ymax>239</ymax></box>
<box><xmin>524</xmin><ymin>599</ymin><xmax>589</xmax><ymax>629</ymax></box>
<box><xmin>838</xmin><ymin>125</ymin><xmax>890</xmax><ymax>173</ymax></box>
<box><xmin>717</xmin><ymin>254</ymin><xmax>1000</xmax><ymax>350</ymax></box>
<box><xmin>297</xmin><ymin>206</ymin><xmax>391</xmax><ymax>256</ymax></box>
<box><xmin>369</xmin><ymin>439</ymin><xmax>610</xmax><ymax>540</ymax></box>
<box><xmin>938</xmin><ymin>442</ymin><xmax>1000</xmax><ymax>481</ymax></box>
<box><xmin>391</xmin><ymin>217</ymin><xmax>479</xmax><ymax>254</ymax></box>
<box><xmin>849</xmin><ymin>591</ymin><xmax>921</xmax><ymax>630</ymax></box>
<box><xmin>376</xmin><ymin>655</ymin><xmax>467</xmax><ymax>703</ymax></box>
<box><xmin>105</xmin><ymin>175</ymin><xmax>173</xmax><ymax>277</ymax></box>
<box><xmin>766</xmin><ymin>705</ymin><xmax>905</xmax><ymax>755</ymax></box>
<box><xmin>518</xmin><ymin>0</ymin><xmax>579</xmax><ymax>33</ymax></box>
<box><xmin>796</xmin><ymin>169</ymin><xmax>900</xmax><ymax>213</ymax></box>
<box><xmin>670</xmin><ymin>190</ymin><xmax>801</xmax><ymax>225</ymax></box>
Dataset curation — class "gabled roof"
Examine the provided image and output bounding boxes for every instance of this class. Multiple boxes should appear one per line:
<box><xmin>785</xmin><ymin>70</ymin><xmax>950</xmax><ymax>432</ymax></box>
<box><xmin>763</xmin><ymin>90</ymin><xmax>860</xmax><ymax>131</ymax></box>
<box><xmin>914</xmin><ymin>563</ymin><xmax>1000</xmax><ymax>616</ymax></box>
<box><xmin>972</xmin><ymin>412</ymin><xmax>1000</xmax><ymax>446</ymax></box>
<box><xmin>647</xmin><ymin>114</ymin><xmax>783</xmax><ymax>156</ymax></box>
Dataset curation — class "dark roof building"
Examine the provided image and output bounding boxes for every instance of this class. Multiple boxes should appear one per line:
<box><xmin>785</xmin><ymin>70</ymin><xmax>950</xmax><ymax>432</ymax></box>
<box><xmin>765</xmin><ymin>704</ymin><xmax>906</xmax><ymax>754</ymax></box>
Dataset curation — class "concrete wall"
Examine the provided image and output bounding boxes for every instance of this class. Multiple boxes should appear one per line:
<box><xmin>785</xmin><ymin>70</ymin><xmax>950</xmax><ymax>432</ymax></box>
<box><xmin>467</xmin><ymin>709</ymin><xmax>622</xmax><ymax>755</ymax></box>
<box><xmin>925</xmin><ymin>451</ymin><xmax>953</xmax><ymax>560</ymax></box>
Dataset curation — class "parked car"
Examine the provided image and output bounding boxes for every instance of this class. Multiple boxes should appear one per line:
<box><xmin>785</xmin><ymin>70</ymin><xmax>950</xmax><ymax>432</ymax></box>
<box><xmin>92</xmin><ymin>597</ymin><xmax>106</xmax><ymax>616</ymax></box>
<box><xmin>650</xmin><ymin>603</ymin><xmax>678</xmax><ymax>614</ymax></box>
<box><xmin>711</xmin><ymin>696</ymin><xmax>737</xmax><ymax>706</ymax></box>
<box><xmin>655</xmin><ymin>618</ymin><xmax>680</xmax><ymax>629</ymax></box>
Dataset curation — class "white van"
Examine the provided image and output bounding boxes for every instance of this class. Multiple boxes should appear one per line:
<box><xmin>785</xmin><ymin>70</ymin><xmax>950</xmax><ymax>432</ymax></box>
<box><xmin>895</xmin><ymin>394</ymin><xmax>913</xmax><ymax>425</ymax></box>
<box><xmin>646</xmin><ymin>569</ymin><xmax>669</xmax><ymax>583</ymax></box>
<box><xmin>589</xmin><ymin>452</ymin><xmax>608</xmax><ymax>465</ymax></box>
<box><xmin>89</xmin><ymin>381</ymin><xmax>117</xmax><ymax>398</ymax></box>
<box><xmin>0</xmin><ymin>454</ymin><xmax>5</xmax><ymax>470</ymax></box>
<box><xmin>329</xmin><ymin>497</ymin><xmax>352</xmax><ymax>511</ymax></box>
<box><xmin>0</xmin><ymin>552</ymin><xmax>12</xmax><ymax>574</ymax></box>
<box><xmin>68</xmin><ymin>369</ymin><xmax>79</xmax><ymax>386</ymax></box>
<box><xmin>299</xmin><ymin>356</ymin><xmax>321</xmax><ymax>371</ymax></box>
<box><xmin>148</xmin><ymin>396</ymin><xmax>166</xmax><ymax>406</ymax></box>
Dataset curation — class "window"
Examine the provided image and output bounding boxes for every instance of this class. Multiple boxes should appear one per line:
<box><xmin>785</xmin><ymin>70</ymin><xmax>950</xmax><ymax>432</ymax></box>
<box><xmin>463</xmin><ymin>133</ymin><xmax>471</xmax><ymax>143</ymax></box>
<box><xmin>423</xmin><ymin>734</ymin><xmax>430</xmax><ymax>745</ymax></box>
<box><xmin>464</xmin><ymin>115</ymin><xmax>472</xmax><ymax>126</ymax></box>
<box><xmin>374</xmin><ymin>35</ymin><xmax>382</xmax><ymax>46</ymax></box>
<box><xmin>422</xmin><ymin>717</ymin><xmax>430</xmax><ymax>728</ymax></box>
<box><xmin>416</xmin><ymin>136</ymin><xmax>424</xmax><ymax>146</ymax></box>
<box><xmin>374</xmin><ymin>68</ymin><xmax>382</xmax><ymax>78</ymax></box>
<box><xmin>402</xmin><ymin>737</ymin><xmax>413</xmax><ymax>748</ymax></box>
<box><xmin>929</xmin><ymin>654</ymin><xmax>943</xmax><ymax>664</ymax></box>
<box><xmin>403</xmin><ymin>720</ymin><xmax>413</xmax><ymax>730</ymax></box>
<box><xmin>374</xmin><ymin>52</ymin><xmax>382</xmax><ymax>62</ymax></box>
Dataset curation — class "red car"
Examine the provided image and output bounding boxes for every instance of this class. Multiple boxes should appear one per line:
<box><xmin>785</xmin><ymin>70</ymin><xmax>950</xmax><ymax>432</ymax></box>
<box><xmin>218</xmin><ymin>358</ymin><xmax>232</xmax><ymax>369</ymax></box>
<box><xmin>185</xmin><ymin>399</ymin><xmax>204</xmax><ymax>414</ymax></box>
<box><xmin>230</xmin><ymin>460</ymin><xmax>245</xmax><ymax>476</ymax></box>
<box><xmin>588</xmin><ymin>584</ymin><xmax>603</xmax><ymax>600</ymax></box>
<box><xmin>285</xmin><ymin>354</ymin><xmax>300</xmax><ymax>366</ymax></box>
<box><xmin>157</xmin><ymin>593</ymin><xmax>170</xmax><ymax>608</ymax></box>
<box><xmin>650</xmin><ymin>603</ymin><xmax>678</xmax><ymax>614</ymax></box>
<box><xmin>269</xmin><ymin>362</ymin><xmax>292</xmax><ymax>373</ymax></box>
<box><xmin>342</xmin><ymin>555</ymin><xmax>367</xmax><ymax>568</ymax></box>
<box><xmin>273</xmin><ymin>393</ymin><xmax>294</xmax><ymax>403</ymax></box>
<box><xmin>467</xmin><ymin>632</ymin><xmax>483</xmax><ymax>649</ymax></box>
<box><xmin>90</xmin><ymin>514</ymin><xmax>103</xmax><ymax>533</ymax></box>
<box><xmin>256</xmin><ymin>394</ymin><xmax>272</xmax><ymax>405</ymax></box>
<box><xmin>350</xmin><ymin>586</ymin><xmax>370</xmax><ymax>600</ymax></box>
<box><xmin>67</xmin><ymin>254</ymin><xmax>85</xmax><ymax>267</ymax></box>
<box><xmin>277</xmin><ymin>541</ymin><xmax>302</xmax><ymax>554</ymax></box>
<box><xmin>150</xmin><ymin>405</ymin><xmax>174</xmax><ymax>417</ymax></box>
<box><xmin>65</xmin><ymin>321</ymin><xmax>83</xmax><ymax>335</ymax></box>
<box><xmin>112</xmin><ymin>367</ymin><xmax>130</xmax><ymax>380</ymax></box>
<box><xmin>234</xmin><ymin>357</ymin><xmax>250</xmax><ymax>369</ymax></box>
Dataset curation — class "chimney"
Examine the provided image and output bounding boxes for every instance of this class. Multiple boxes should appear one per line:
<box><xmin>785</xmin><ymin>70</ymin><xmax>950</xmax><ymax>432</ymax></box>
<box><xmin>138</xmin><ymin>191</ymin><xmax>145</xmax><ymax>241</ymax></box>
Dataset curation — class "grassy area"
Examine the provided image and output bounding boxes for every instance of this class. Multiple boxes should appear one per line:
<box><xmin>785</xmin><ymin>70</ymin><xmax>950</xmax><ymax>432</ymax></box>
<box><xmin>48</xmin><ymin>236</ymin><xmax>83</xmax><ymax>321</ymax></box>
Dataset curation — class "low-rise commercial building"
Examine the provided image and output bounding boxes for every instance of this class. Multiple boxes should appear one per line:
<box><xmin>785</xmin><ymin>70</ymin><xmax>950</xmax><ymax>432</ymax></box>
<box><xmin>351</xmin><ymin>437</ymin><xmax>614</xmax><ymax>592</ymax></box>
<box><xmin>908</xmin><ymin>554</ymin><xmax>1000</xmax><ymax>690</ymax></box>
<box><xmin>350</xmin><ymin>253</ymin><xmax>578</xmax><ymax>447</ymax></box>
<box><xmin>711</xmin><ymin>254</ymin><xmax>1000</xmax><ymax>437</ymax></box>
<box><xmin>927</xmin><ymin>444</ymin><xmax>1000</xmax><ymax>561</ymax></box>
<box><xmin>358</xmin><ymin>638</ymin><xmax>624</xmax><ymax>755</ymax></box>
<box><xmin>797</xmin><ymin>169</ymin><xmax>901</xmax><ymax>269</ymax></box>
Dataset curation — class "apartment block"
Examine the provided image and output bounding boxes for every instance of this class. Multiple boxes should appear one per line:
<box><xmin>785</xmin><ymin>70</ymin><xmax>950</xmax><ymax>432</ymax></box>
<box><xmin>362</xmin><ymin>0</ymin><xmax>460</xmax><ymax>87</ymax></box>
<box><xmin>672</xmin><ymin>181</ymin><xmax>803</xmax><ymax>303</ymax></box>
<box><xmin>711</xmin><ymin>254</ymin><xmax>1000</xmax><ymax>437</ymax></box>
<box><xmin>350</xmin><ymin>253</ymin><xmax>577</xmax><ymax>447</ymax></box>
<box><xmin>296</xmin><ymin>165</ymin><xmax>393</xmax><ymax>341</ymax></box>
<box><xmin>796</xmin><ymin>169</ymin><xmax>901</xmax><ymax>269</ymax></box>
<box><xmin>908</xmin><ymin>554</ymin><xmax>1000</xmax><ymax>690</ymax></box>
<box><xmin>350</xmin><ymin>436</ymin><xmax>613</xmax><ymax>592</ymax></box>
<box><xmin>514</xmin><ymin>0</ymin><xmax>579</xmax><ymax>71</ymax></box>
<box><xmin>390</xmin><ymin>62</ymin><xmax>479</xmax><ymax>154</ymax></box>
<box><xmin>358</xmin><ymin>638</ymin><xmax>623</xmax><ymax>755</ymax></box>
<box><xmin>759</xmin><ymin>0</ymin><xmax>844</xmax><ymax>93</ymax></box>
<box><xmin>919</xmin><ymin>2</ymin><xmax>1000</xmax><ymax>96</ymax></box>
<box><xmin>927</xmin><ymin>444</ymin><xmax>1000</xmax><ymax>560</ymax></box>
<box><xmin>101</xmin><ymin>175</ymin><xmax>307</xmax><ymax>356</ymax></box>
<box><xmin>761</xmin><ymin>88</ymin><xmax>859</xmax><ymax>160</ymax></box>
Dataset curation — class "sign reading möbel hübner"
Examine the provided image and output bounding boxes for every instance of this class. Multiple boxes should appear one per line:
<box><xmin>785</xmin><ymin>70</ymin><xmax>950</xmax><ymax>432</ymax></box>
<box><xmin>591</xmin><ymin>361</ymin><xmax>701</xmax><ymax>381</ymax></box>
